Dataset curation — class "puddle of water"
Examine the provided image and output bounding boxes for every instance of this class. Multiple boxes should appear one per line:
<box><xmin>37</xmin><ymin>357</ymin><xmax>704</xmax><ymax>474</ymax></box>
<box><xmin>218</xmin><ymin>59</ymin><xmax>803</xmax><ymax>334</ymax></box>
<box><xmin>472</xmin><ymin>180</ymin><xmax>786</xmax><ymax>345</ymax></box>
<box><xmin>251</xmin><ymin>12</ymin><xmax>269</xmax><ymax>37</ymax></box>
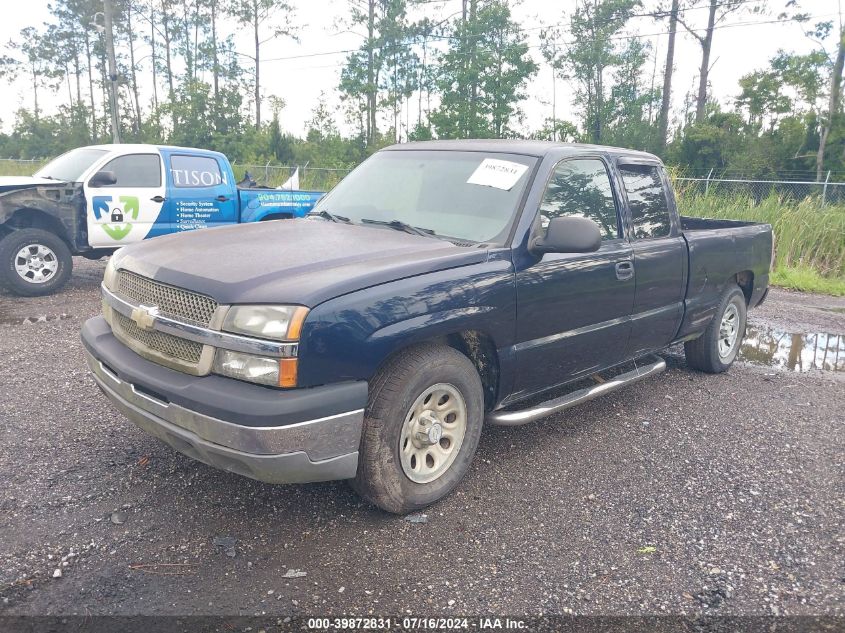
<box><xmin>740</xmin><ymin>325</ymin><xmax>844</xmax><ymax>373</ymax></box>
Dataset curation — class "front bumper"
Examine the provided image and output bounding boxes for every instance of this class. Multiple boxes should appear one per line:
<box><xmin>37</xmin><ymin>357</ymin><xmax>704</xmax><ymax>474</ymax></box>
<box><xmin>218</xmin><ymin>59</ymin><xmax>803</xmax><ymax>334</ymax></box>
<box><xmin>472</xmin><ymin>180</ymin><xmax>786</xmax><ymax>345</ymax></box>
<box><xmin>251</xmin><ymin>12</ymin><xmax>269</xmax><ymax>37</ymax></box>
<box><xmin>82</xmin><ymin>316</ymin><xmax>368</xmax><ymax>484</ymax></box>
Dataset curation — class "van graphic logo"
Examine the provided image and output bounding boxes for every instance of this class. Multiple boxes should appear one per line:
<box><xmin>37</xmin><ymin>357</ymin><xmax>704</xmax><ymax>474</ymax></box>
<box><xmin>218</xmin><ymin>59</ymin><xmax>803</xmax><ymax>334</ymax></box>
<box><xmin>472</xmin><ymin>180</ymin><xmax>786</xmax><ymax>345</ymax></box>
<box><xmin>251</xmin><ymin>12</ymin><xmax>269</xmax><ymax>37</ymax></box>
<box><xmin>130</xmin><ymin>304</ymin><xmax>159</xmax><ymax>331</ymax></box>
<box><xmin>93</xmin><ymin>195</ymin><xmax>140</xmax><ymax>241</ymax></box>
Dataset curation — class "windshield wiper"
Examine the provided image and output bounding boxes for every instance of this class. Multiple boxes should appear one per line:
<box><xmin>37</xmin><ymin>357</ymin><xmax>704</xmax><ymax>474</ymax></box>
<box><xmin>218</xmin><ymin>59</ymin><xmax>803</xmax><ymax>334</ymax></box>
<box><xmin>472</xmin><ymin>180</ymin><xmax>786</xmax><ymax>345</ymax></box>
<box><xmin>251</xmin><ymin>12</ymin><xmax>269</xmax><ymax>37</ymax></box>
<box><xmin>360</xmin><ymin>218</ymin><xmax>438</xmax><ymax>239</ymax></box>
<box><xmin>308</xmin><ymin>210</ymin><xmax>352</xmax><ymax>224</ymax></box>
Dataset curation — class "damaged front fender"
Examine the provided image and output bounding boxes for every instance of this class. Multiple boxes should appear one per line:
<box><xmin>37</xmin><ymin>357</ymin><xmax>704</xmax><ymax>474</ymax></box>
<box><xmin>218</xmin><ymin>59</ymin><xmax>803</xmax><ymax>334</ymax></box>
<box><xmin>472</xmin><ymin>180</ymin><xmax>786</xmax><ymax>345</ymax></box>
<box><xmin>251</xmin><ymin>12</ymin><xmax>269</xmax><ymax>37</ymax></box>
<box><xmin>0</xmin><ymin>181</ymin><xmax>87</xmax><ymax>251</ymax></box>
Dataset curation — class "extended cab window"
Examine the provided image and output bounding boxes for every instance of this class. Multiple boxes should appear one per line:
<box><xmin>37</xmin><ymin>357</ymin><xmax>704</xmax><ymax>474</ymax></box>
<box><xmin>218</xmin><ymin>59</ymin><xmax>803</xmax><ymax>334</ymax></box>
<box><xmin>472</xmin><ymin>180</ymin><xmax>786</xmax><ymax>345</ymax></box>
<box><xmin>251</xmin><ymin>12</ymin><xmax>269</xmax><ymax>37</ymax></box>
<box><xmin>170</xmin><ymin>155</ymin><xmax>224</xmax><ymax>188</ymax></box>
<box><xmin>95</xmin><ymin>154</ymin><xmax>161</xmax><ymax>188</ymax></box>
<box><xmin>619</xmin><ymin>164</ymin><xmax>672</xmax><ymax>239</ymax></box>
<box><xmin>539</xmin><ymin>159</ymin><xmax>619</xmax><ymax>240</ymax></box>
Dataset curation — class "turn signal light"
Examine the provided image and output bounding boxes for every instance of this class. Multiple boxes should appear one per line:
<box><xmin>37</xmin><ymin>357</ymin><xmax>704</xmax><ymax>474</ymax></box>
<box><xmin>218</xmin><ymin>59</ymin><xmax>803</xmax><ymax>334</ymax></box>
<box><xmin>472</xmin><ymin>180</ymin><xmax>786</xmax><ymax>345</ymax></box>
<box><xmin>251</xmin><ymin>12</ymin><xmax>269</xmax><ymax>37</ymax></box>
<box><xmin>279</xmin><ymin>358</ymin><xmax>298</xmax><ymax>388</ymax></box>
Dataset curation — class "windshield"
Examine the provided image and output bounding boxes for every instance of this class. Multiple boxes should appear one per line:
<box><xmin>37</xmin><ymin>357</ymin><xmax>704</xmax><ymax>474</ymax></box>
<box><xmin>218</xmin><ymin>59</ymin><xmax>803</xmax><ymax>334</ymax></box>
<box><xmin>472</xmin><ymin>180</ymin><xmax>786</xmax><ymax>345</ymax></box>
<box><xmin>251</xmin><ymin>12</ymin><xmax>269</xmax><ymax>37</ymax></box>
<box><xmin>313</xmin><ymin>150</ymin><xmax>536</xmax><ymax>243</ymax></box>
<box><xmin>35</xmin><ymin>148</ymin><xmax>108</xmax><ymax>182</ymax></box>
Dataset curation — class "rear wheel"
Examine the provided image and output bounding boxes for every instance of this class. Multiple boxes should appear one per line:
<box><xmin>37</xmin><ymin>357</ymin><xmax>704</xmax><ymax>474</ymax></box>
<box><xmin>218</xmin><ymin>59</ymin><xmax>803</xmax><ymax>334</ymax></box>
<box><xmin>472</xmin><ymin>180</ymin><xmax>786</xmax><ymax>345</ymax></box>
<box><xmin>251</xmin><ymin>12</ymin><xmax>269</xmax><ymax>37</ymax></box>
<box><xmin>351</xmin><ymin>344</ymin><xmax>484</xmax><ymax>514</ymax></box>
<box><xmin>0</xmin><ymin>228</ymin><xmax>73</xmax><ymax>297</ymax></box>
<box><xmin>684</xmin><ymin>285</ymin><xmax>747</xmax><ymax>373</ymax></box>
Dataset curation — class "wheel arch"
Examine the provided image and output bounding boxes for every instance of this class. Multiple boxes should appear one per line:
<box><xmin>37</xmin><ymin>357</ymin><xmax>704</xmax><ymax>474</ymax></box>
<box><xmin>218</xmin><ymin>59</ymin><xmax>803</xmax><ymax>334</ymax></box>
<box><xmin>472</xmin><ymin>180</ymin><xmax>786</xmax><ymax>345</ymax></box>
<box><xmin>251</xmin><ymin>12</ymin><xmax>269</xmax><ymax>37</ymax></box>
<box><xmin>735</xmin><ymin>270</ymin><xmax>754</xmax><ymax>304</ymax></box>
<box><xmin>1</xmin><ymin>207</ymin><xmax>72</xmax><ymax>245</ymax></box>
<box><xmin>437</xmin><ymin>330</ymin><xmax>500</xmax><ymax>413</ymax></box>
<box><xmin>372</xmin><ymin>330</ymin><xmax>501</xmax><ymax>413</ymax></box>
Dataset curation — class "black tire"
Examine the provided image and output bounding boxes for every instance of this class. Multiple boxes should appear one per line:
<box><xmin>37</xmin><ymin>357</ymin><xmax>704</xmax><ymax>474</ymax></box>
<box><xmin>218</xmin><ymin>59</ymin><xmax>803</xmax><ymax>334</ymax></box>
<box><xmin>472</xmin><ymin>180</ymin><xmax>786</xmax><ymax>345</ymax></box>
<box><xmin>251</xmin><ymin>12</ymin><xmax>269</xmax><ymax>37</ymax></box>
<box><xmin>684</xmin><ymin>285</ymin><xmax>747</xmax><ymax>373</ymax></box>
<box><xmin>0</xmin><ymin>228</ymin><xmax>73</xmax><ymax>297</ymax></box>
<box><xmin>351</xmin><ymin>344</ymin><xmax>485</xmax><ymax>514</ymax></box>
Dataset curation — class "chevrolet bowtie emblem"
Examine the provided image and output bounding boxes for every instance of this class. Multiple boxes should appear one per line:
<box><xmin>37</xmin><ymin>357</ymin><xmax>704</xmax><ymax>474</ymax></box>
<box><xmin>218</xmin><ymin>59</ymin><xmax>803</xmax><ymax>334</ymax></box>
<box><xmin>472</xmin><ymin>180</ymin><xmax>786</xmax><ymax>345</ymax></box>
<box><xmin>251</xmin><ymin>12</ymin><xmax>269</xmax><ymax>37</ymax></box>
<box><xmin>131</xmin><ymin>304</ymin><xmax>160</xmax><ymax>331</ymax></box>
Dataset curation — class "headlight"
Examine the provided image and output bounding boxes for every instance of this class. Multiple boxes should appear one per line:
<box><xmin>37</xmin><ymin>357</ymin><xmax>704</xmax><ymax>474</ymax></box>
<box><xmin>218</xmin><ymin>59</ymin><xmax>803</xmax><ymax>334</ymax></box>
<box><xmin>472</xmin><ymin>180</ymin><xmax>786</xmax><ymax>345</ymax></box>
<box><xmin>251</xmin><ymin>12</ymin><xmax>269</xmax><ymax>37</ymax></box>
<box><xmin>217</xmin><ymin>305</ymin><xmax>306</xmax><ymax>387</ymax></box>
<box><xmin>214</xmin><ymin>350</ymin><xmax>278</xmax><ymax>386</ymax></box>
<box><xmin>222</xmin><ymin>305</ymin><xmax>309</xmax><ymax>341</ymax></box>
<box><xmin>103</xmin><ymin>255</ymin><xmax>118</xmax><ymax>290</ymax></box>
<box><xmin>213</xmin><ymin>350</ymin><xmax>298</xmax><ymax>388</ymax></box>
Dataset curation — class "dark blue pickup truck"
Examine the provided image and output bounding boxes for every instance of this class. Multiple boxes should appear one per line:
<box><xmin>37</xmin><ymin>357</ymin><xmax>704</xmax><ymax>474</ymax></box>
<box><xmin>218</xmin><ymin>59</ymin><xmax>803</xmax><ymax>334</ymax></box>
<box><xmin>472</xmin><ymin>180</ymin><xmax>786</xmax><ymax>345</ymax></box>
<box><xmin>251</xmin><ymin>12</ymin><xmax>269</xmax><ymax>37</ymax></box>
<box><xmin>82</xmin><ymin>140</ymin><xmax>773</xmax><ymax>513</ymax></box>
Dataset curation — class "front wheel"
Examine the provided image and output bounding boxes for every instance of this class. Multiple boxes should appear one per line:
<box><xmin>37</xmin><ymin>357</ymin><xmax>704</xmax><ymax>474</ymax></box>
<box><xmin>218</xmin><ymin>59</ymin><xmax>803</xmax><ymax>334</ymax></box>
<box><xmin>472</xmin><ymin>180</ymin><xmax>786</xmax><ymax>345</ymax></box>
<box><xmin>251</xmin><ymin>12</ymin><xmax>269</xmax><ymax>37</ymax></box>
<box><xmin>351</xmin><ymin>344</ymin><xmax>484</xmax><ymax>514</ymax></box>
<box><xmin>684</xmin><ymin>285</ymin><xmax>747</xmax><ymax>373</ymax></box>
<box><xmin>0</xmin><ymin>228</ymin><xmax>73</xmax><ymax>296</ymax></box>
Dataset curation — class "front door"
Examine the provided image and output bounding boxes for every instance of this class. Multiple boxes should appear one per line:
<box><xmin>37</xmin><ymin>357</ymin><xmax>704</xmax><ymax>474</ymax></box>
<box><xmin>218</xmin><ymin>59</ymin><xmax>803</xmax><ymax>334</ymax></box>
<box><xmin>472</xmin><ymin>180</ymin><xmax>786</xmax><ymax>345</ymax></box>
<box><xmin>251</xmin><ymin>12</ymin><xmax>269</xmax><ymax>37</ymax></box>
<box><xmin>165</xmin><ymin>153</ymin><xmax>238</xmax><ymax>233</ymax></box>
<box><xmin>85</xmin><ymin>153</ymin><xmax>167</xmax><ymax>248</ymax></box>
<box><xmin>512</xmin><ymin>157</ymin><xmax>635</xmax><ymax>399</ymax></box>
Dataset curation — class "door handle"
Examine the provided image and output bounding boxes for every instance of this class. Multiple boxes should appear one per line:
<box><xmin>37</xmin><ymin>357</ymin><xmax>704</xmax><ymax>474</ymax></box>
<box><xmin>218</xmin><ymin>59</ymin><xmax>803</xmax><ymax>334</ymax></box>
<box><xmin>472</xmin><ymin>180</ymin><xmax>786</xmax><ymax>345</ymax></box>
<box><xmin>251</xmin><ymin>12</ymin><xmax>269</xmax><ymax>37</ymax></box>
<box><xmin>216</xmin><ymin>195</ymin><xmax>229</xmax><ymax>202</ymax></box>
<box><xmin>150</xmin><ymin>195</ymin><xmax>166</xmax><ymax>203</ymax></box>
<box><xmin>615</xmin><ymin>260</ymin><xmax>634</xmax><ymax>281</ymax></box>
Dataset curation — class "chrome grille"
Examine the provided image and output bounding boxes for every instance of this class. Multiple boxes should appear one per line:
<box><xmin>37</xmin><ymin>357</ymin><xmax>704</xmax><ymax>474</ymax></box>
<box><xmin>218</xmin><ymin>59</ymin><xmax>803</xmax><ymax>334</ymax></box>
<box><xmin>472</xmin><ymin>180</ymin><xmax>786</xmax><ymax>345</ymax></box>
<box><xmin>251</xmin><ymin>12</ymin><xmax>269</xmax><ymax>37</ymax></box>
<box><xmin>116</xmin><ymin>270</ymin><xmax>217</xmax><ymax>326</ymax></box>
<box><xmin>113</xmin><ymin>312</ymin><xmax>203</xmax><ymax>364</ymax></box>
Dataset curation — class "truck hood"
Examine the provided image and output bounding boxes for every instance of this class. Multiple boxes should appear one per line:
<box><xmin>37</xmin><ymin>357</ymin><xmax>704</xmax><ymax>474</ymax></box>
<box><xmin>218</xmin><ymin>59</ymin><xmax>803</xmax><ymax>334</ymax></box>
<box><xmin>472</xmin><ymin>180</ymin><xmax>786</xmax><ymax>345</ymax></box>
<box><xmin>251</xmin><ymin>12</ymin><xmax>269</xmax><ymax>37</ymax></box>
<box><xmin>0</xmin><ymin>176</ymin><xmax>64</xmax><ymax>193</ymax></box>
<box><xmin>113</xmin><ymin>219</ymin><xmax>488</xmax><ymax>306</ymax></box>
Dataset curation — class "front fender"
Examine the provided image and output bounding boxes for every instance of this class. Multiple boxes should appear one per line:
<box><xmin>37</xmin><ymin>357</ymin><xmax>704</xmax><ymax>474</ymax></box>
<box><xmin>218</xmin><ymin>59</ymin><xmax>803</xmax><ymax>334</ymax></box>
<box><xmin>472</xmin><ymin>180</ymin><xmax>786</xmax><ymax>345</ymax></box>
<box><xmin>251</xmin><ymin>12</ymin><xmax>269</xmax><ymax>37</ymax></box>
<box><xmin>0</xmin><ymin>183</ymin><xmax>86</xmax><ymax>250</ymax></box>
<box><xmin>296</xmin><ymin>254</ymin><xmax>516</xmax><ymax>389</ymax></box>
<box><xmin>368</xmin><ymin>306</ymin><xmax>495</xmax><ymax>344</ymax></box>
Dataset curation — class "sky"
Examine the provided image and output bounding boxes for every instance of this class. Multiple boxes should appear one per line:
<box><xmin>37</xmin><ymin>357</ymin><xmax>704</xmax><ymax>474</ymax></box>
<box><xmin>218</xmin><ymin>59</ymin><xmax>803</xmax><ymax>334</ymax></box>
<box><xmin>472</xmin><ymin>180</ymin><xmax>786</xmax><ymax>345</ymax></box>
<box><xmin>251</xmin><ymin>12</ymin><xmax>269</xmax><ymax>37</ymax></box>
<box><xmin>0</xmin><ymin>0</ymin><xmax>841</xmax><ymax>141</ymax></box>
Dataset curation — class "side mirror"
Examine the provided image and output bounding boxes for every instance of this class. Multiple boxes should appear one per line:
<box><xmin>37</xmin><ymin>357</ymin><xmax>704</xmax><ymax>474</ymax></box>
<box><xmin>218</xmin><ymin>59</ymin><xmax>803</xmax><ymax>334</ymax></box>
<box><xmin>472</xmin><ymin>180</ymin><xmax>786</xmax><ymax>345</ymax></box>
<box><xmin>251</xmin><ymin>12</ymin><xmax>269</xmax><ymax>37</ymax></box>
<box><xmin>530</xmin><ymin>216</ymin><xmax>602</xmax><ymax>254</ymax></box>
<box><xmin>89</xmin><ymin>170</ymin><xmax>117</xmax><ymax>187</ymax></box>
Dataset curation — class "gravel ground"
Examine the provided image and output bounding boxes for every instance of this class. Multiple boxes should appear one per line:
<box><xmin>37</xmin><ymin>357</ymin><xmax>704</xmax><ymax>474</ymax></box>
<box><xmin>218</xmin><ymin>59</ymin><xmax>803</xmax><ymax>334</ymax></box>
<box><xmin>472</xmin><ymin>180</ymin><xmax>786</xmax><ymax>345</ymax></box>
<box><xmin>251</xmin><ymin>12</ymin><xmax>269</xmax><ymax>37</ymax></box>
<box><xmin>1</xmin><ymin>258</ymin><xmax>843</xmax><ymax>617</ymax></box>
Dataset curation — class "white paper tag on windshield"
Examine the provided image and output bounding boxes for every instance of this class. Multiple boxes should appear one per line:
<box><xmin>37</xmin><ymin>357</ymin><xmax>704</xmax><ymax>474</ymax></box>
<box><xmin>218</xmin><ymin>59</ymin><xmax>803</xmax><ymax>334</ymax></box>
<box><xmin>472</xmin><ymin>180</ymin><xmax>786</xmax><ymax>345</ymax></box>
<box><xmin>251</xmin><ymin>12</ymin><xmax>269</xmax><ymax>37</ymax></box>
<box><xmin>466</xmin><ymin>158</ymin><xmax>529</xmax><ymax>190</ymax></box>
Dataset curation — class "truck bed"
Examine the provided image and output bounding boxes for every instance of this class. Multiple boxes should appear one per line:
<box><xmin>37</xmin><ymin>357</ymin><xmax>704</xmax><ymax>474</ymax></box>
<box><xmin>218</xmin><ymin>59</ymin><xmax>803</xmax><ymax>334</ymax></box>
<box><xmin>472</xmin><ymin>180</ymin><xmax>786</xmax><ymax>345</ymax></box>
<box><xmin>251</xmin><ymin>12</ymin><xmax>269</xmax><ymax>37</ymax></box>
<box><xmin>675</xmin><ymin>215</ymin><xmax>773</xmax><ymax>340</ymax></box>
<box><xmin>680</xmin><ymin>215</ymin><xmax>760</xmax><ymax>231</ymax></box>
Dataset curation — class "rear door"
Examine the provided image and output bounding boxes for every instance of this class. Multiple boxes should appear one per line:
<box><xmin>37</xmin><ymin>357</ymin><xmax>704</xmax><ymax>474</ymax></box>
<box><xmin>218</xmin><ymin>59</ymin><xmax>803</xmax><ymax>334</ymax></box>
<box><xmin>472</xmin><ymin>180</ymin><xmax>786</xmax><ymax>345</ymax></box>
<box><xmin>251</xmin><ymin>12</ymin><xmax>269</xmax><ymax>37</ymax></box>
<box><xmin>617</xmin><ymin>161</ymin><xmax>687</xmax><ymax>356</ymax></box>
<box><xmin>164</xmin><ymin>152</ymin><xmax>238</xmax><ymax>233</ymax></box>
<box><xmin>512</xmin><ymin>156</ymin><xmax>635</xmax><ymax>397</ymax></box>
<box><xmin>85</xmin><ymin>152</ymin><xmax>167</xmax><ymax>247</ymax></box>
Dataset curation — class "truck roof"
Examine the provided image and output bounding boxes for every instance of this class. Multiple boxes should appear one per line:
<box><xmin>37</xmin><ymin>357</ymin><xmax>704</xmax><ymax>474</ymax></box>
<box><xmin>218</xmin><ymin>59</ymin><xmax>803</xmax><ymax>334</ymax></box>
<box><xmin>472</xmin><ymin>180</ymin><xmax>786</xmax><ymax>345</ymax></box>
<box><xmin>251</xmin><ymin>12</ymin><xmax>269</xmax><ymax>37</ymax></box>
<box><xmin>384</xmin><ymin>139</ymin><xmax>660</xmax><ymax>162</ymax></box>
<box><xmin>82</xmin><ymin>143</ymin><xmax>226</xmax><ymax>158</ymax></box>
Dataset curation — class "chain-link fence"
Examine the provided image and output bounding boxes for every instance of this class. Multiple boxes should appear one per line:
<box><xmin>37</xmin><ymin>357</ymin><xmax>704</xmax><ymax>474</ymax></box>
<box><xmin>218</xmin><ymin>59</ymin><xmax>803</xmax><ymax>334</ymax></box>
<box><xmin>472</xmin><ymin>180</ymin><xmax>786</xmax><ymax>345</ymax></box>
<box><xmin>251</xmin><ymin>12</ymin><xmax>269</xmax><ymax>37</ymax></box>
<box><xmin>674</xmin><ymin>175</ymin><xmax>845</xmax><ymax>205</ymax></box>
<box><xmin>0</xmin><ymin>157</ymin><xmax>354</xmax><ymax>191</ymax></box>
<box><xmin>5</xmin><ymin>155</ymin><xmax>845</xmax><ymax>203</ymax></box>
<box><xmin>238</xmin><ymin>165</ymin><xmax>845</xmax><ymax>203</ymax></box>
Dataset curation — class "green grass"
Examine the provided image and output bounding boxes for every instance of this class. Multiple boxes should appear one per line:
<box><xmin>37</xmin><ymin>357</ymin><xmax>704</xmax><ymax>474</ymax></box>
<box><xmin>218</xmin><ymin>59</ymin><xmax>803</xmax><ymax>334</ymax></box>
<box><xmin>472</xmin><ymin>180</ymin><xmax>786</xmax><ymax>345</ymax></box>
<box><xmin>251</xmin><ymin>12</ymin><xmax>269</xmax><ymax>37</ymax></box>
<box><xmin>677</xmin><ymin>190</ymin><xmax>845</xmax><ymax>296</ymax></box>
<box><xmin>0</xmin><ymin>160</ymin><xmax>46</xmax><ymax>177</ymax></box>
<box><xmin>771</xmin><ymin>266</ymin><xmax>845</xmax><ymax>296</ymax></box>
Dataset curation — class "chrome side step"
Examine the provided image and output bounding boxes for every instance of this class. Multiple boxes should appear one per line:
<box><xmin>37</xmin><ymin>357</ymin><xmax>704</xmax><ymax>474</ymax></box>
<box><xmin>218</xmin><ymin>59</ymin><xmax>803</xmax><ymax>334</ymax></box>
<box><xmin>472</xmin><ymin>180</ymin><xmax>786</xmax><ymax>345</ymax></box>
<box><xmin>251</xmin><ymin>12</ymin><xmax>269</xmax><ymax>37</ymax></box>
<box><xmin>487</xmin><ymin>356</ymin><xmax>667</xmax><ymax>427</ymax></box>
